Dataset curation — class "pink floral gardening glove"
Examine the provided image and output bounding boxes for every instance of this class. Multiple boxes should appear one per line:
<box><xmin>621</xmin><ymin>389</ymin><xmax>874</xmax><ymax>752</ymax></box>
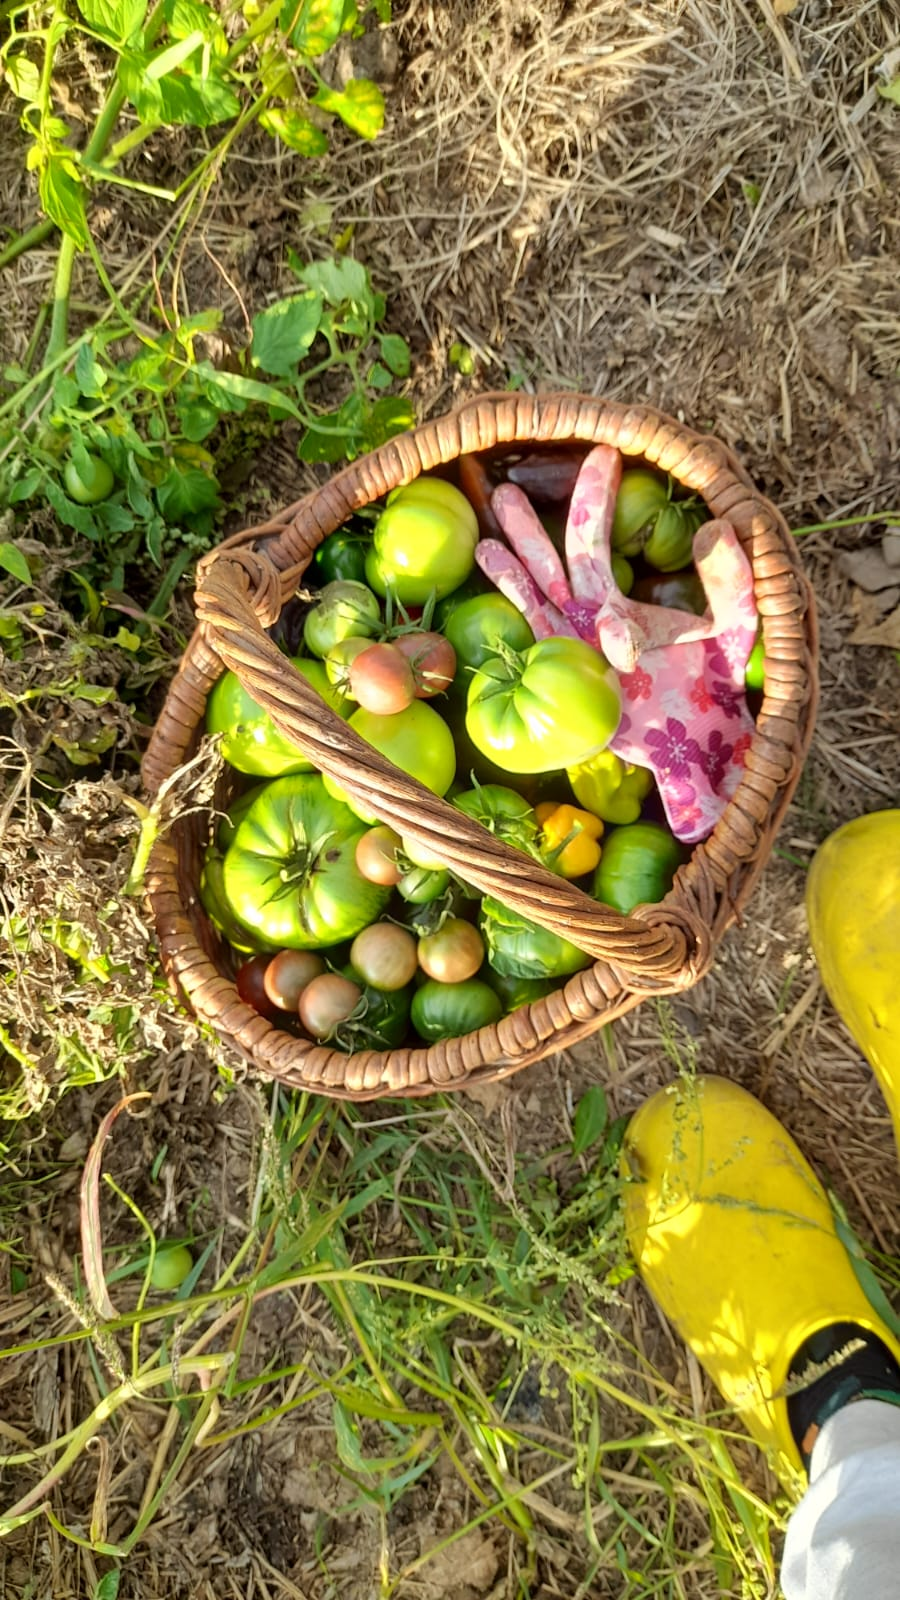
<box><xmin>474</xmin><ymin>445</ymin><xmax>758</xmax><ymax>844</ymax></box>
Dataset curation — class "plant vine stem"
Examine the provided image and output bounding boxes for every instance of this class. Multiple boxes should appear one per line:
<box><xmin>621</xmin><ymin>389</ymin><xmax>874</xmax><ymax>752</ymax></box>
<box><xmin>0</xmin><ymin>218</ymin><xmax>55</xmax><ymax>273</ymax></box>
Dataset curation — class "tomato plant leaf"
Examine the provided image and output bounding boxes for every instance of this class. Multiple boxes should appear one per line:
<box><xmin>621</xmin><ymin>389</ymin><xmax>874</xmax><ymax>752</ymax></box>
<box><xmin>251</xmin><ymin>290</ymin><xmax>323</xmax><ymax>376</ymax></box>
<box><xmin>39</xmin><ymin>153</ymin><xmax>89</xmax><ymax>249</ymax></box>
<box><xmin>0</xmin><ymin>543</ymin><xmax>32</xmax><ymax>585</ymax></box>
<box><xmin>259</xmin><ymin>105</ymin><xmax>329</xmax><ymax>156</ymax></box>
<box><xmin>93</xmin><ymin>1567</ymin><xmax>121</xmax><ymax>1600</ymax></box>
<box><xmin>5</xmin><ymin>54</ymin><xmax>41</xmax><ymax>102</ymax></box>
<box><xmin>361</xmin><ymin>395</ymin><xmax>415</xmax><ymax>450</ymax></box>
<box><xmin>314</xmin><ymin>76</ymin><xmax>384</xmax><ymax>140</ymax></box>
<box><xmin>572</xmin><ymin>1084</ymin><xmax>609</xmax><ymax>1157</ymax></box>
<box><xmin>8</xmin><ymin>469</ymin><xmax>43</xmax><ymax>505</ymax></box>
<box><xmin>280</xmin><ymin>0</ymin><xmax>345</xmax><ymax>55</ymax></box>
<box><xmin>75</xmin><ymin>342</ymin><xmax>108</xmax><ymax>398</ymax></box>
<box><xmin>193</xmin><ymin>363</ymin><xmax>305</xmax><ymax>418</ymax></box>
<box><xmin>878</xmin><ymin>77</ymin><xmax>900</xmax><ymax>104</ymax></box>
<box><xmin>165</xmin><ymin>0</ymin><xmax>227</xmax><ymax>51</ymax></box>
<box><xmin>44</xmin><ymin>477</ymin><xmax>100</xmax><ymax>537</ymax></box>
<box><xmin>378</xmin><ymin>332</ymin><xmax>410</xmax><ymax>377</ymax></box>
<box><xmin>367</xmin><ymin>361</ymin><xmax>392</xmax><ymax>390</ymax></box>
<box><xmin>76</xmin><ymin>0</ymin><xmax>147</xmax><ymax>41</ymax></box>
<box><xmin>296</xmin><ymin>255</ymin><xmax>371</xmax><ymax>309</ymax></box>
<box><xmin>155</xmin><ymin>465</ymin><xmax>220</xmax><ymax>525</ymax></box>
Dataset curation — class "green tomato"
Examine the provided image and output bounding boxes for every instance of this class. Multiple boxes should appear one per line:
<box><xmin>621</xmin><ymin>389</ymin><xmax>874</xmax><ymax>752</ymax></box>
<box><xmin>466</xmin><ymin>637</ymin><xmax>621</xmax><ymax>775</ymax></box>
<box><xmin>411</xmin><ymin>978</ymin><xmax>502</xmax><ymax>1042</ymax></box>
<box><xmin>453</xmin><ymin>784</ymin><xmax>539</xmax><ymax>852</ymax></box>
<box><xmin>611</xmin><ymin>553</ymin><xmax>634</xmax><ymax>595</ymax></box>
<box><xmin>222</xmin><ymin>774</ymin><xmax>390</xmax><ymax>948</ymax></box>
<box><xmin>215</xmin><ymin>786</ymin><xmax>266</xmax><ymax>852</ymax></box>
<box><xmin>397</xmin><ymin>865</ymin><xmax>451</xmax><ymax>903</ymax></box>
<box><xmin>199</xmin><ymin>847</ymin><xmax>275</xmax><ymax>954</ymax></box>
<box><xmin>311</xmin><ymin>528</ymin><xmax>371</xmax><ymax>587</ymax></box>
<box><xmin>323</xmin><ymin>700</ymin><xmax>456</xmax><ymax>823</ymax></box>
<box><xmin>480</xmin><ymin>894</ymin><xmax>591</xmax><ymax>979</ymax></box>
<box><xmin>150</xmin><ymin>1243</ymin><xmax>193</xmax><ymax>1290</ymax></box>
<box><xmin>611</xmin><ymin>468</ymin><xmax>670</xmax><ymax>555</ymax></box>
<box><xmin>63</xmin><ymin>452</ymin><xmax>114</xmax><ymax>505</ymax></box>
<box><xmin>432</xmin><ymin>572</ymin><xmax>492</xmax><ymax>629</ymax></box>
<box><xmin>342</xmin><ymin>966</ymin><xmax>412</xmax><ymax>1049</ymax></box>
<box><xmin>592</xmin><ymin>821</ymin><xmax>686</xmax><ymax>915</ymax></box>
<box><xmin>367</xmin><ymin>477</ymin><xmax>479</xmax><ymax>604</ymax></box>
<box><xmin>643</xmin><ymin>501</ymin><xmax>705</xmax><ymax>572</ymax></box>
<box><xmin>745</xmin><ymin>633</ymin><xmax>765</xmax><ymax>691</ymax></box>
<box><xmin>206</xmin><ymin>656</ymin><xmax>350</xmax><ymax>777</ymax></box>
<box><xmin>442</xmin><ymin>594</ymin><xmax>535</xmax><ymax>695</ymax></box>
<box><xmin>303</xmin><ymin>580</ymin><xmax>381</xmax><ymax>659</ymax></box>
<box><xmin>486</xmin><ymin>970</ymin><xmax>556</xmax><ymax>1012</ymax></box>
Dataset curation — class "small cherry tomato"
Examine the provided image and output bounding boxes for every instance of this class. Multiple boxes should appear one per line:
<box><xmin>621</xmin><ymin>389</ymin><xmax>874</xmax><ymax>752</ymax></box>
<box><xmin>417</xmin><ymin>917</ymin><xmax>484</xmax><ymax>983</ymax></box>
<box><xmin>350</xmin><ymin>922</ymin><xmax>418</xmax><ymax>990</ymax></box>
<box><xmin>236</xmin><ymin>954</ymin><xmax>280</xmax><ymax>1018</ymax></box>
<box><xmin>263</xmin><ymin>949</ymin><xmax>327</xmax><ymax>1011</ymax></box>
<box><xmin>298</xmin><ymin>973</ymin><xmax>362</xmax><ymax>1039</ymax></box>
<box><xmin>355</xmin><ymin>825</ymin><xmax>404</xmax><ymax>885</ymax></box>
<box><xmin>349</xmin><ymin>642</ymin><xmax>416</xmax><ymax>714</ymax></box>
<box><xmin>392</xmin><ymin>632</ymin><xmax>457</xmax><ymax>697</ymax></box>
<box><xmin>150</xmin><ymin>1243</ymin><xmax>194</xmax><ymax>1290</ymax></box>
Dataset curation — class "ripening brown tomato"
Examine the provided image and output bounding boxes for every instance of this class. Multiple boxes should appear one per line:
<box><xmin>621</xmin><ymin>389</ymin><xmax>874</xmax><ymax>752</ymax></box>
<box><xmin>298</xmin><ymin>973</ymin><xmax>362</xmax><ymax>1039</ymax></box>
<box><xmin>417</xmin><ymin>918</ymin><xmax>485</xmax><ymax>984</ymax></box>
<box><xmin>263</xmin><ymin>949</ymin><xmax>327</xmax><ymax>1012</ymax></box>
<box><xmin>392</xmin><ymin>631</ymin><xmax>456</xmax><ymax>697</ymax></box>
<box><xmin>350</xmin><ymin>922</ymin><xmax>418</xmax><ymax>990</ymax></box>
<box><xmin>348</xmin><ymin>642</ymin><xmax>416</xmax><ymax>715</ymax></box>
<box><xmin>355</xmin><ymin>825</ymin><xmax>404</xmax><ymax>886</ymax></box>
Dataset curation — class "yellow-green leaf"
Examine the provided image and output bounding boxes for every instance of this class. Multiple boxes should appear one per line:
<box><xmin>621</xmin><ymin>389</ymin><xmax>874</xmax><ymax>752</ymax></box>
<box><xmin>259</xmin><ymin>105</ymin><xmax>328</xmax><ymax>156</ymax></box>
<box><xmin>39</xmin><ymin>153</ymin><xmax>89</xmax><ymax>249</ymax></box>
<box><xmin>280</xmin><ymin>0</ymin><xmax>344</xmax><ymax>55</ymax></box>
<box><xmin>314</xmin><ymin>76</ymin><xmax>384</xmax><ymax>140</ymax></box>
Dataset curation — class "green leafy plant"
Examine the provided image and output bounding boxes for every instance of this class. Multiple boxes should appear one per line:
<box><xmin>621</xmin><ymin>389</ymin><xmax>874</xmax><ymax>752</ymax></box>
<box><xmin>1</xmin><ymin>253</ymin><xmax>412</xmax><ymax>579</ymax></box>
<box><xmin>0</xmin><ymin>0</ymin><xmax>406</xmax><ymax>591</ymax></box>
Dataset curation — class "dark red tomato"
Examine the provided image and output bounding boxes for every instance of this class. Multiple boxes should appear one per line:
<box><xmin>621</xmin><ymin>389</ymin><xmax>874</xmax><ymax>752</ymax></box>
<box><xmin>264</xmin><ymin>949</ymin><xmax>327</xmax><ymax>1012</ymax></box>
<box><xmin>392</xmin><ymin>631</ymin><xmax>456</xmax><ymax>698</ymax></box>
<box><xmin>236</xmin><ymin>954</ymin><xmax>280</xmax><ymax>1019</ymax></box>
<box><xmin>349</xmin><ymin>642</ymin><xmax>416</xmax><ymax>715</ymax></box>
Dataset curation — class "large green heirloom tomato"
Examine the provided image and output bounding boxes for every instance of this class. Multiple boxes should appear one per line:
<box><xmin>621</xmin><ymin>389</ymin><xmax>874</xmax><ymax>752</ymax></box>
<box><xmin>442</xmin><ymin>594</ymin><xmax>535</xmax><ymax>695</ymax></box>
<box><xmin>206</xmin><ymin>657</ymin><xmax>350</xmax><ymax>777</ymax></box>
<box><xmin>365</xmin><ymin>477</ymin><xmax>479</xmax><ymax>605</ymax></box>
<box><xmin>222</xmin><ymin>774</ymin><xmax>389</xmax><ymax>948</ymax></box>
<box><xmin>466</xmin><ymin>637</ymin><xmax>621</xmax><ymax>774</ymax></box>
<box><xmin>323</xmin><ymin>700</ymin><xmax>456</xmax><ymax>823</ymax></box>
<box><xmin>592</xmin><ymin>821</ymin><xmax>686</xmax><ymax>915</ymax></box>
<box><xmin>411</xmin><ymin>978</ymin><xmax>502</xmax><ymax>1042</ymax></box>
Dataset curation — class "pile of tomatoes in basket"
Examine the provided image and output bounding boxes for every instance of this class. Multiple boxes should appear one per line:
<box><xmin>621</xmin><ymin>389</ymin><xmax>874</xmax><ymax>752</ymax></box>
<box><xmin>199</xmin><ymin>452</ymin><xmax>761</xmax><ymax>1050</ymax></box>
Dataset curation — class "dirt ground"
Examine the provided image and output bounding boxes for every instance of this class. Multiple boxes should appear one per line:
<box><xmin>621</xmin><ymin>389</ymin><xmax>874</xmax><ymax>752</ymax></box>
<box><xmin>2</xmin><ymin>1</ymin><xmax>900</xmax><ymax>1597</ymax></box>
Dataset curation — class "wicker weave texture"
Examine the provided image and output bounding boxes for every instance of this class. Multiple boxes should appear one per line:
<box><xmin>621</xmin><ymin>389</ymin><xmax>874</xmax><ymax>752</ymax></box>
<box><xmin>142</xmin><ymin>393</ymin><xmax>818</xmax><ymax>1099</ymax></box>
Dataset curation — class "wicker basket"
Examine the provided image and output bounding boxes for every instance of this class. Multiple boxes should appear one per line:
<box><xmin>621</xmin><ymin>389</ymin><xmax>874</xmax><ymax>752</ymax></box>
<box><xmin>141</xmin><ymin>393</ymin><xmax>818</xmax><ymax>1100</ymax></box>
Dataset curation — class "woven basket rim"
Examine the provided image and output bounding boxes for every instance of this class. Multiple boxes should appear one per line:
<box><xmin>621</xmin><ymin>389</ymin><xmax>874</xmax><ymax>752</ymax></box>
<box><xmin>141</xmin><ymin>392</ymin><xmax>818</xmax><ymax>1100</ymax></box>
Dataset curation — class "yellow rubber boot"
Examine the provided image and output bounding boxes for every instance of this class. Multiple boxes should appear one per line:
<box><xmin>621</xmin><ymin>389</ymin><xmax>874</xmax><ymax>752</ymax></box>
<box><xmin>623</xmin><ymin>1075</ymin><xmax>900</xmax><ymax>1485</ymax></box>
<box><xmin>806</xmin><ymin>809</ymin><xmax>900</xmax><ymax>1149</ymax></box>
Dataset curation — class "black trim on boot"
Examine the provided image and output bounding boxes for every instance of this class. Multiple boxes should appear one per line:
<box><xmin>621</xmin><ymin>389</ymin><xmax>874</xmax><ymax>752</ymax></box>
<box><xmin>787</xmin><ymin>1320</ymin><xmax>900</xmax><ymax>1472</ymax></box>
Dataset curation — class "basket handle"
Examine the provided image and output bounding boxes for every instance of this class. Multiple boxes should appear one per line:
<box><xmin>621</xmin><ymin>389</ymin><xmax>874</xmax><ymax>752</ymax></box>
<box><xmin>193</xmin><ymin>547</ymin><xmax>704</xmax><ymax>985</ymax></box>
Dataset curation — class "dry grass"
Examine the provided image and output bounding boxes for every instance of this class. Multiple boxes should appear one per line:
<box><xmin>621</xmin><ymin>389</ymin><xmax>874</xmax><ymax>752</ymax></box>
<box><xmin>2</xmin><ymin>0</ymin><xmax>900</xmax><ymax>1597</ymax></box>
